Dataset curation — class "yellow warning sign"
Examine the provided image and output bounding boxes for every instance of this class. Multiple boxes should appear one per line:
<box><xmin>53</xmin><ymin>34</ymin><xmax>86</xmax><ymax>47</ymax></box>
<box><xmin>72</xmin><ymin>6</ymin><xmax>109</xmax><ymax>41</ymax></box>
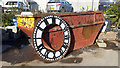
<box><xmin>17</xmin><ymin>17</ymin><xmax>35</xmax><ymax>28</ymax></box>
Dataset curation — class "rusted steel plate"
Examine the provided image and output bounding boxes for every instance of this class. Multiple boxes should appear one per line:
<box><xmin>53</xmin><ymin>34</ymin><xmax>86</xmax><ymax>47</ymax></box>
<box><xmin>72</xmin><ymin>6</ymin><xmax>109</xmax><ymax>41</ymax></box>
<box><xmin>71</xmin><ymin>24</ymin><xmax>102</xmax><ymax>50</ymax></box>
<box><xmin>41</xmin><ymin>24</ymin><xmax>102</xmax><ymax>51</ymax></box>
<box><xmin>32</xmin><ymin>12</ymin><xmax>104</xmax><ymax>33</ymax></box>
<box><xmin>32</xmin><ymin>15</ymin><xmax>71</xmax><ymax>61</ymax></box>
<box><xmin>16</xmin><ymin>12</ymin><xmax>105</xmax><ymax>61</ymax></box>
<box><xmin>16</xmin><ymin>11</ymin><xmax>105</xmax><ymax>50</ymax></box>
<box><xmin>33</xmin><ymin>12</ymin><xmax>96</xmax><ymax>18</ymax></box>
<box><xmin>18</xmin><ymin>26</ymin><xmax>33</xmax><ymax>37</ymax></box>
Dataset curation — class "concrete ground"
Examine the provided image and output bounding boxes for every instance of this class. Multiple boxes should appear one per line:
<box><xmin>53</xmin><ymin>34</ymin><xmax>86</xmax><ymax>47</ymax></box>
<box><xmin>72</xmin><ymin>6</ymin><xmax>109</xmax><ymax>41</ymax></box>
<box><xmin>0</xmin><ymin>31</ymin><xmax>120</xmax><ymax>66</ymax></box>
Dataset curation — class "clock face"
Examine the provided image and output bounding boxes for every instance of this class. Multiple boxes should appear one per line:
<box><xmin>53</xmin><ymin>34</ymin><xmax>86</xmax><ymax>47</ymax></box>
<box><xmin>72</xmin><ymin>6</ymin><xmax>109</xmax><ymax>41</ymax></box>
<box><xmin>33</xmin><ymin>15</ymin><xmax>71</xmax><ymax>61</ymax></box>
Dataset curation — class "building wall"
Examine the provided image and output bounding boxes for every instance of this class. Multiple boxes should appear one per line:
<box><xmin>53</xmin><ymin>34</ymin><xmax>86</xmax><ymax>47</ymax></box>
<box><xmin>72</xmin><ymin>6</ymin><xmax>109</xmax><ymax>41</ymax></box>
<box><xmin>2</xmin><ymin>0</ymin><xmax>99</xmax><ymax>12</ymax></box>
<box><xmin>68</xmin><ymin>0</ymin><xmax>99</xmax><ymax>12</ymax></box>
<box><xmin>33</xmin><ymin>0</ymin><xmax>99</xmax><ymax>12</ymax></box>
<box><xmin>0</xmin><ymin>2</ymin><xmax>2</xmax><ymax>6</ymax></box>
<box><xmin>32</xmin><ymin>0</ymin><xmax>49</xmax><ymax>12</ymax></box>
<box><xmin>0</xmin><ymin>0</ymin><xmax>2</xmax><ymax>6</ymax></box>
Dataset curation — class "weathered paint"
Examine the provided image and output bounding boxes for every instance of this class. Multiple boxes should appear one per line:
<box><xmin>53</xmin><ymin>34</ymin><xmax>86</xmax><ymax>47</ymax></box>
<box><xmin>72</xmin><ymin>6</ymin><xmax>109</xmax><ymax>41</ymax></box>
<box><xmin>16</xmin><ymin>12</ymin><xmax>105</xmax><ymax>51</ymax></box>
<box><xmin>17</xmin><ymin>17</ymin><xmax>35</xmax><ymax>29</ymax></box>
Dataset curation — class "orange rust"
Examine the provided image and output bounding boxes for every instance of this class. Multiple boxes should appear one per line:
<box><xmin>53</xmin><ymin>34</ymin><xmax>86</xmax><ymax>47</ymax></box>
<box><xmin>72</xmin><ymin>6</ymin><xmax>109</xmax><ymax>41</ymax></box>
<box><xmin>18</xmin><ymin>26</ymin><xmax>33</xmax><ymax>38</ymax></box>
<box><xmin>42</xmin><ymin>25</ymin><xmax>64</xmax><ymax>51</ymax></box>
<box><xmin>17</xmin><ymin>12</ymin><xmax>105</xmax><ymax>51</ymax></box>
<box><xmin>82</xmin><ymin>25</ymin><xmax>100</xmax><ymax>40</ymax></box>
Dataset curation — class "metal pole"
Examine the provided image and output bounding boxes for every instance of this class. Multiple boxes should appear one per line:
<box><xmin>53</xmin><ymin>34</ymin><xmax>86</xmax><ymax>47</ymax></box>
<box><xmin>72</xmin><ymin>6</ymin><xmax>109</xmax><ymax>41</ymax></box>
<box><xmin>92</xmin><ymin>0</ymin><xmax>94</xmax><ymax>11</ymax></box>
<box><xmin>29</xmin><ymin>0</ymin><xmax>32</xmax><ymax>11</ymax></box>
<box><xmin>0</xmin><ymin>3</ymin><xmax>2</xmax><ymax>56</ymax></box>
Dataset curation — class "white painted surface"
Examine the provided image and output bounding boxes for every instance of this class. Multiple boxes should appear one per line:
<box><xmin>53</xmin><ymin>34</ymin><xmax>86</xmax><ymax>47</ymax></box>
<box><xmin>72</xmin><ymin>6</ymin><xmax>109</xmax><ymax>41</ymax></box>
<box><xmin>64</xmin><ymin>31</ymin><xmax>68</xmax><ymax>36</ymax></box>
<box><xmin>55</xmin><ymin>51</ymin><xmax>60</xmax><ymax>57</ymax></box>
<box><xmin>21</xmin><ymin>12</ymin><xmax>33</xmax><ymax>15</ymax></box>
<box><xmin>41</xmin><ymin>49</ymin><xmax>46</xmax><ymax>55</ymax></box>
<box><xmin>48</xmin><ymin>52</ymin><xmax>54</xmax><ymax>58</ymax></box>
<box><xmin>56</xmin><ymin>19</ymin><xmax>60</xmax><ymax>25</ymax></box>
<box><xmin>64</xmin><ymin>39</ymin><xmax>69</xmax><ymax>43</ymax></box>
<box><xmin>61</xmin><ymin>47</ymin><xmax>65</xmax><ymax>52</ymax></box>
<box><xmin>47</xmin><ymin>18</ymin><xmax>52</xmax><ymax>24</ymax></box>
<box><xmin>102</xmin><ymin>19</ymin><xmax>111</xmax><ymax>32</ymax></box>
<box><xmin>36</xmin><ymin>39</ymin><xmax>42</xmax><ymax>46</ymax></box>
<box><xmin>40</xmin><ymin>22</ymin><xmax>46</xmax><ymax>29</ymax></box>
<box><xmin>102</xmin><ymin>21</ymin><xmax>108</xmax><ymax>32</ymax></box>
<box><xmin>36</xmin><ymin>29</ymin><xmax>42</xmax><ymax>38</ymax></box>
<box><xmin>60</xmin><ymin>23</ymin><xmax>65</xmax><ymax>30</ymax></box>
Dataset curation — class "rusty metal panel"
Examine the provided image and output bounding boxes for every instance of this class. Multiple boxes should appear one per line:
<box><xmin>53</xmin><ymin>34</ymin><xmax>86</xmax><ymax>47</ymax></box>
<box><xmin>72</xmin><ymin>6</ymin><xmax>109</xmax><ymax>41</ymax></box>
<box><xmin>18</xmin><ymin>26</ymin><xmax>33</xmax><ymax>38</ymax></box>
<box><xmin>16</xmin><ymin>12</ymin><xmax>105</xmax><ymax>51</ymax></box>
<box><xmin>42</xmin><ymin>28</ymin><xmax>64</xmax><ymax>51</ymax></box>
<box><xmin>72</xmin><ymin>24</ymin><xmax>102</xmax><ymax>50</ymax></box>
<box><xmin>41</xmin><ymin>24</ymin><xmax>102</xmax><ymax>51</ymax></box>
<box><xmin>95</xmin><ymin>13</ymin><xmax>105</xmax><ymax>22</ymax></box>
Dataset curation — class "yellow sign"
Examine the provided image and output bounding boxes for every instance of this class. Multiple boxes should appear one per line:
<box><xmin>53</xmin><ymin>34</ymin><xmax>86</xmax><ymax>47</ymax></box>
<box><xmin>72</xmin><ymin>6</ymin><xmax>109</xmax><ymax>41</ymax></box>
<box><xmin>50</xmin><ymin>8</ymin><xmax>54</xmax><ymax>10</ymax></box>
<box><xmin>104</xmin><ymin>5</ymin><xmax>110</xmax><ymax>7</ymax></box>
<box><xmin>17</xmin><ymin>17</ymin><xmax>35</xmax><ymax>28</ymax></box>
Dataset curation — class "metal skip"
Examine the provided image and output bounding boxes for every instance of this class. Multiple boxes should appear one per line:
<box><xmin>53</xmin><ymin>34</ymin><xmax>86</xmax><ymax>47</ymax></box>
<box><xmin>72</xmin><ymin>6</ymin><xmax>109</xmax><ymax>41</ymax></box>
<box><xmin>15</xmin><ymin>11</ymin><xmax>105</xmax><ymax>62</ymax></box>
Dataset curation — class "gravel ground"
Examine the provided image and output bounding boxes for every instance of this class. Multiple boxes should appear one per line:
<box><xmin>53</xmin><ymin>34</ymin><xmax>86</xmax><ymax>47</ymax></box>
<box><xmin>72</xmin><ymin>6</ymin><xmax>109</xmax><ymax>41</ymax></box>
<box><xmin>0</xmin><ymin>31</ymin><xmax>120</xmax><ymax>66</ymax></box>
<box><xmin>1</xmin><ymin>41</ymin><xmax>119</xmax><ymax>66</ymax></box>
